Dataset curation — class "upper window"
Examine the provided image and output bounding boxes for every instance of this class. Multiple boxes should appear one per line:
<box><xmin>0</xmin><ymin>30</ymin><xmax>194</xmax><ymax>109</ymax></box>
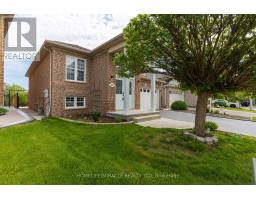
<box><xmin>66</xmin><ymin>56</ymin><xmax>86</xmax><ymax>82</ymax></box>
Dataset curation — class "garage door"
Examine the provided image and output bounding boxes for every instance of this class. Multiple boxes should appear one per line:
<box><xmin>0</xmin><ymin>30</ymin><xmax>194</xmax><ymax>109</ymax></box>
<box><xmin>169</xmin><ymin>92</ymin><xmax>184</xmax><ymax>106</ymax></box>
<box><xmin>140</xmin><ymin>89</ymin><xmax>159</xmax><ymax>110</ymax></box>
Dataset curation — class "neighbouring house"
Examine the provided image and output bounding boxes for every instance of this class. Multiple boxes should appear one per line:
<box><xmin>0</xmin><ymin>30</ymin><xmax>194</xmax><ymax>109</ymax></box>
<box><xmin>0</xmin><ymin>14</ymin><xmax>14</xmax><ymax>106</ymax></box>
<box><xmin>26</xmin><ymin>33</ymin><xmax>196</xmax><ymax>118</ymax></box>
<box><xmin>164</xmin><ymin>80</ymin><xmax>197</xmax><ymax>107</ymax></box>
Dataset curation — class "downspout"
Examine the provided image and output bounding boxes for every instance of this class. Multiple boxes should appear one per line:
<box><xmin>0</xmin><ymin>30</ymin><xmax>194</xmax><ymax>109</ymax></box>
<box><xmin>44</xmin><ymin>45</ymin><xmax>52</xmax><ymax>116</ymax></box>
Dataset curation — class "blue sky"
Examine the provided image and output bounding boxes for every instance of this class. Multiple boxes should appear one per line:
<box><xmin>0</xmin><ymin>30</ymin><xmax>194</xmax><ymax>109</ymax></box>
<box><xmin>4</xmin><ymin>14</ymin><xmax>135</xmax><ymax>89</ymax></box>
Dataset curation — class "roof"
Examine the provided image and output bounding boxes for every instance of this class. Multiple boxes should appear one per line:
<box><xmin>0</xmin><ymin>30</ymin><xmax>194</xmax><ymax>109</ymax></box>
<box><xmin>45</xmin><ymin>40</ymin><xmax>91</xmax><ymax>54</ymax></box>
<box><xmin>25</xmin><ymin>33</ymin><xmax>124</xmax><ymax>77</ymax></box>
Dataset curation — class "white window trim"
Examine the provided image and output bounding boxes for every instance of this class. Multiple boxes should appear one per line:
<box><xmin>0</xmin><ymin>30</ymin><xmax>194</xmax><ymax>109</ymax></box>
<box><xmin>66</xmin><ymin>55</ymin><xmax>87</xmax><ymax>83</ymax></box>
<box><xmin>65</xmin><ymin>97</ymin><xmax>86</xmax><ymax>109</ymax></box>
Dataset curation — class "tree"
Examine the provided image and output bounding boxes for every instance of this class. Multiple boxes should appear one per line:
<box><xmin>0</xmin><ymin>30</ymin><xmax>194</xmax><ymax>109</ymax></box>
<box><xmin>4</xmin><ymin>84</ymin><xmax>28</xmax><ymax>106</ymax></box>
<box><xmin>114</xmin><ymin>14</ymin><xmax>256</xmax><ymax>137</ymax></box>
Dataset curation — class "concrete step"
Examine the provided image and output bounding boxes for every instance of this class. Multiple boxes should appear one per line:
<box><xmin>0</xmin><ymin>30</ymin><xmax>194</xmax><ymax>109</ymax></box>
<box><xmin>133</xmin><ymin>114</ymin><xmax>161</xmax><ymax>123</ymax></box>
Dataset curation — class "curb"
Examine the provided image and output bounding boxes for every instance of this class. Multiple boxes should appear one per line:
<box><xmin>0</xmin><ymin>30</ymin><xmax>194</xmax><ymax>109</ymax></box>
<box><xmin>171</xmin><ymin>109</ymin><xmax>252</xmax><ymax>121</ymax></box>
<box><xmin>59</xmin><ymin>117</ymin><xmax>134</xmax><ymax>125</ymax></box>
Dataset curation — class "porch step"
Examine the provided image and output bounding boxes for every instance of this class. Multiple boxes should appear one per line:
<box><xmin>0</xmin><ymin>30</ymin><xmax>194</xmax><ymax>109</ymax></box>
<box><xmin>133</xmin><ymin>114</ymin><xmax>161</xmax><ymax>123</ymax></box>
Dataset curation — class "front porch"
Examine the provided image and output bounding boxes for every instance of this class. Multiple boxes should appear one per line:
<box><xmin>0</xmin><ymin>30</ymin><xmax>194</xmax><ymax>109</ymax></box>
<box><xmin>115</xmin><ymin>73</ymin><xmax>159</xmax><ymax>111</ymax></box>
<box><xmin>110</xmin><ymin>73</ymin><xmax>161</xmax><ymax>121</ymax></box>
<box><xmin>106</xmin><ymin>109</ymin><xmax>160</xmax><ymax>121</ymax></box>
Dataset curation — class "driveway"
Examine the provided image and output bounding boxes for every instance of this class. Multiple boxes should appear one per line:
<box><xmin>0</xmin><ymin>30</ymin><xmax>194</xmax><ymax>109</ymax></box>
<box><xmin>160</xmin><ymin>110</ymin><xmax>256</xmax><ymax>137</ymax></box>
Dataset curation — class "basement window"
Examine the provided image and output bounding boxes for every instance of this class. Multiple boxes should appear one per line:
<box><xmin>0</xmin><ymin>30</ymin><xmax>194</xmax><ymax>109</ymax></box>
<box><xmin>65</xmin><ymin>97</ymin><xmax>86</xmax><ymax>109</ymax></box>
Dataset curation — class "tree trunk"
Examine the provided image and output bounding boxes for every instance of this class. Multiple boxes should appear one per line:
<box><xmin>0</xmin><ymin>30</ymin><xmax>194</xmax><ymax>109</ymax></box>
<box><xmin>194</xmin><ymin>91</ymin><xmax>209</xmax><ymax>137</ymax></box>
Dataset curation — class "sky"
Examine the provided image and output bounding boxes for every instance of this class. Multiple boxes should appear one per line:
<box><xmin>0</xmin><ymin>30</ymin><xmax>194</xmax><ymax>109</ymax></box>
<box><xmin>4</xmin><ymin>14</ymin><xmax>135</xmax><ymax>89</ymax></box>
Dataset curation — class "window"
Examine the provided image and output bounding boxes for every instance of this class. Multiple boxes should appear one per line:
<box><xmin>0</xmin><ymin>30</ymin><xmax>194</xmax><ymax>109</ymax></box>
<box><xmin>77</xmin><ymin>97</ymin><xmax>85</xmax><ymax>107</ymax></box>
<box><xmin>116</xmin><ymin>79</ymin><xmax>123</xmax><ymax>94</ymax></box>
<box><xmin>65</xmin><ymin>97</ymin><xmax>86</xmax><ymax>109</ymax></box>
<box><xmin>65</xmin><ymin>97</ymin><xmax>75</xmax><ymax>108</ymax></box>
<box><xmin>66</xmin><ymin>57</ymin><xmax>75</xmax><ymax>80</ymax></box>
<box><xmin>66</xmin><ymin>56</ymin><xmax>86</xmax><ymax>82</ymax></box>
<box><xmin>129</xmin><ymin>81</ymin><xmax>132</xmax><ymax>95</ymax></box>
<box><xmin>77</xmin><ymin>59</ymin><xmax>85</xmax><ymax>81</ymax></box>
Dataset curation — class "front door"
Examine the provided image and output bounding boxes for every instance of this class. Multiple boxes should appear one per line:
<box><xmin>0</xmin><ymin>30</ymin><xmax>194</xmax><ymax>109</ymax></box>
<box><xmin>115</xmin><ymin>78</ymin><xmax>135</xmax><ymax>110</ymax></box>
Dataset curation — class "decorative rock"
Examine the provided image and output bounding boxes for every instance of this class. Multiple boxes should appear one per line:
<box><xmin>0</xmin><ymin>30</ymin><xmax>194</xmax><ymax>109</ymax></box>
<box><xmin>183</xmin><ymin>131</ymin><xmax>218</xmax><ymax>145</ymax></box>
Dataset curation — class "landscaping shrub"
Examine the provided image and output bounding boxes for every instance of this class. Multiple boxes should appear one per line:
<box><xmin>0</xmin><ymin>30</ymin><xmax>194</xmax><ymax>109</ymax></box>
<box><xmin>91</xmin><ymin>111</ymin><xmax>101</xmax><ymax>122</ymax></box>
<box><xmin>251</xmin><ymin>116</ymin><xmax>256</xmax><ymax>122</ymax></box>
<box><xmin>204</xmin><ymin>121</ymin><xmax>218</xmax><ymax>131</ymax></box>
<box><xmin>114</xmin><ymin>116</ymin><xmax>123</xmax><ymax>123</ymax></box>
<box><xmin>171</xmin><ymin>101</ymin><xmax>187</xmax><ymax>110</ymax></box>
<box><xmin>0</xmin><ymin>107</ymin><xmax>8</xmax><ymax>115</ymax></box>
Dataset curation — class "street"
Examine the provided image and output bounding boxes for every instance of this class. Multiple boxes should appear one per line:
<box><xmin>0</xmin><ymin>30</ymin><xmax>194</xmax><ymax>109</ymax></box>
<box><xmin>160</xmin><ymin>110</ymin><xmax>256</xmax><ymax>137</ymax></box>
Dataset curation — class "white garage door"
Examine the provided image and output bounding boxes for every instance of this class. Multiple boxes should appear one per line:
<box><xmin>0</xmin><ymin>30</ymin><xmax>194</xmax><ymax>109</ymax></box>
<box><xmin>169</xmin><ymin>92</ymin><xmax>184</xmax><ymax>106</ymax></box>
<box><xmin>140</xmin><ymin>89</ymin><xmax>159</xmax><ymax>110</ymax></box>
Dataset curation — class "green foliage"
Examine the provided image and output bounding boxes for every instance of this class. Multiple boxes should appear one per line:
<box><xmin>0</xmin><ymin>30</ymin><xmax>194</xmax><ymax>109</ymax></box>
<box><xmin>0</xmin><ymin>107</ymin><xmax>8</xmax><ymax>115</ymax></box>
<box><xmin>171</xmin><ymin>101</ymin><xmax>187</xmax><ymax>110</ymax></box>
<box><xmin>251</xmin><ymin>116</ymin><xmax>256</xmax><ymax>122</ymax></box>
<box><xmin>204</xmin><ymin>121</ymin><xmax>218</xmax><ymax>131</ymax></box>
<box><xmin>114</xmin><ymin>116</ymin><xmax>123</xmax><ymax>123</ymax></box>
<box><xmin>91</xmin><ymin>111</ymin><xmax>101</xmax><ymax>122</ymax></box>
<box><xmin>4</xmin><ymin>84</ymin><xmax>28</xmax><ymax>106</ymax></box>
<box><xmin>115</xmin><ymin>15</ymin><xmax>256</xmax><ymax>95</ymax></box>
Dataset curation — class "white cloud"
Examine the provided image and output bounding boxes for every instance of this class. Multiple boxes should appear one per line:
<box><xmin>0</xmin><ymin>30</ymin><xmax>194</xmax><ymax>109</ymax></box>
<box><xmin>18</xmin><ymin>14</ymin><xmax>135</xmax><ymax>50</ymax></box>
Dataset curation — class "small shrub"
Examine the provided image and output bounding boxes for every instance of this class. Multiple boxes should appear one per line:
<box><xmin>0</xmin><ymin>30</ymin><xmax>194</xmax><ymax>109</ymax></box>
<box><xmin>210</xmin><ymin>110</ymin><xmax>220</xmax><ymax>115</ymax></box>
<box><xmin>251</xmin><ymin>116</ymin><xmax>256</xmax><ymax>122</ymax></box>
<box><xmin>91</xmin><ymin>111</ymin><xmax>101</xmax><ymax>122</ymax></box>
<box><xmin>114</xmin><ymin>116</ymin><xmax>122</xmax><ymax>123</ymax></box>
<box><xmin>0</xmin><ymin>107</ymin><xmax>8</xmax><ymax>115</ymax></box>
<box><xmin>204</xmin><ymin>121</ymin><xmax>218</xmax><ymax>131</ymax></box>
<box><xmin>171</xmin><ymin>101</ymin><xmax>187</xmax><ymax>110</ymax></box>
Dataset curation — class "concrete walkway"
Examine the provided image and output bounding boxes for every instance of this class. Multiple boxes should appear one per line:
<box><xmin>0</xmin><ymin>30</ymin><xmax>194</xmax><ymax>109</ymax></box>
<box><xmin>0</xmin><ymin>107</ymin><xmax>33</xmax><ymax>128</ymax></box>
<box><xmin>137</xmin><ymin>118</ymin><xmax>193</xmax><ymax>129</ymax></box>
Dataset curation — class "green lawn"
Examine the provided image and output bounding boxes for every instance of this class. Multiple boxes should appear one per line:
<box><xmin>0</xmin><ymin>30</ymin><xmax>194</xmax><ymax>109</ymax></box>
<box><xmin>0</xmin><ymin>118</ymin><xmax>255</xmax><ymax>184</ymax></box>
<box><xmin>225</xmin><ymin>107</ymin><xmax>256</xmax><ymax>113</ymax></box>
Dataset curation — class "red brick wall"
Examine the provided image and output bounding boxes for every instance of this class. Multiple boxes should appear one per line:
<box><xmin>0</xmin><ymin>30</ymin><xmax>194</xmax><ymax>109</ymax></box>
<box><xmin>90</xmin><ymin>51</ymin><xmax>115</xmax><ymax>114</ymax></box>
<box><xmin>28</xmin><ymin>54</ymin><xmax>50</xmax><ymax>111</ymax></box>
<box><xmin>50</xmin><ymin>48</ymin><xmax>91</xmax><ymax>117</ymax></box>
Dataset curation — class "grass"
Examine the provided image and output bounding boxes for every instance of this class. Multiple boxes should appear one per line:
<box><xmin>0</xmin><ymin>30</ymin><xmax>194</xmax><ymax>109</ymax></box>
<box><xmin>0</xmin><ymin>118</ymin><xmax>255</xmax><ymax>184</ymax></box>
<box><xmin>225</xmin><ymin>107</ymin><xmax>256</xmax><ymax>113</ymax></box>
<box><xmin>0</xmin><ymin>107</ymin><xmax>8</xmax><ymax>115</ymax></box>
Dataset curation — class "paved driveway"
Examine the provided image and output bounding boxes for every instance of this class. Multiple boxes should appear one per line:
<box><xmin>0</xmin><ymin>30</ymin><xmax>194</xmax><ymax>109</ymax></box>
<box><xmin>161</xmin><ymin>110</ymin><xmax>256</xmax><ymax>137</ymax></box>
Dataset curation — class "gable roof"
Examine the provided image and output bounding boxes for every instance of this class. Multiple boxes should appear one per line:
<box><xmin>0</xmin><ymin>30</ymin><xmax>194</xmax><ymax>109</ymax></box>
<box><xmin>45</xmin><ymin>40</ymin><xmax>91</xmax><ymax>54</ymax></box>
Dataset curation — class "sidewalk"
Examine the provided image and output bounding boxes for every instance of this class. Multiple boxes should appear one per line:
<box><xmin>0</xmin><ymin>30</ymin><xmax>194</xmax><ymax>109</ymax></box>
<box><xmin>0</xmin><ymin>107</ymin><xmax>33</xmax><ymax>128</ymax></box>
<box><xmin>137</xmin><ymin>118</ymin><xmax>193</xmax><ymax>129</ymax></box>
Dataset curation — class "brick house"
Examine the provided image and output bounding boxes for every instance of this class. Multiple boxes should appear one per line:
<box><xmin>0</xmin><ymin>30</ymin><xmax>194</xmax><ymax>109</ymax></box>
<box><xmin>0</xmin><ymin>14</ymin><xmax>14</xmax><ymax>106</ymax></box>
<box><xmin>26</xmin><ymin>33</ymin><xmax>196</xmax><ymax>118</ymax></box>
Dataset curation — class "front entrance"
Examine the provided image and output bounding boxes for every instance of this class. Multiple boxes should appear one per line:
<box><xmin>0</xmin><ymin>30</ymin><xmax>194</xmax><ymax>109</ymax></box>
<box><xmin>115</xmin><ymin>78</ymin><xmax>135</xmax><ymax>110</ymax></box>
<box><xmin>140</xmin><ymin>88</ymin><xmax>159</xmax><ymax>110</ymax></box>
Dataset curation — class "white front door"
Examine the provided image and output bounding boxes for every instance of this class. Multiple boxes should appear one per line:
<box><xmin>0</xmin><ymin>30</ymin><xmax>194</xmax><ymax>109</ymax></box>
<box><xmin>140</xmin><ymin>89</ymin><xmax>159</xmax><ymax>110</ymax></box>
<box><xmin>115</xmin><ymin>79</ymin><xmax>124</xmax><ymax>110</ymax></box>
<box><xmin>115</xmin><ymin>78</ymin><xmax>135</xmax><ymax>110</ymax></box>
